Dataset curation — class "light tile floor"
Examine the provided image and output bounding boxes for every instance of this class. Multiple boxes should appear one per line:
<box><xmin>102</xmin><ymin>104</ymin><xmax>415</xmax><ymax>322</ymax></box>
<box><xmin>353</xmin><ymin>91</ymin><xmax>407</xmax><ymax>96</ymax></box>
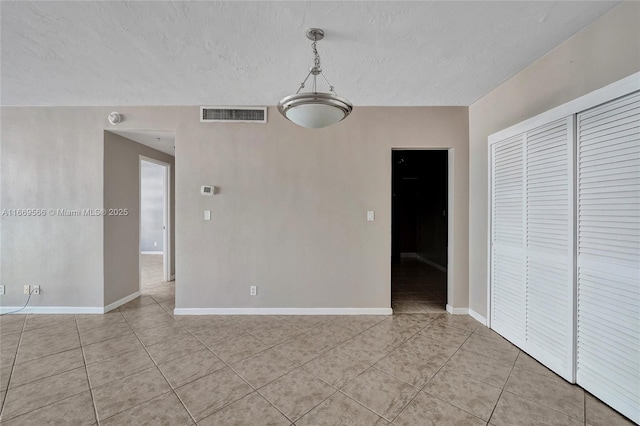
<box><xmin>0</xmin><ymin>260</ymin><xmax>633</xmax><ymax>425</ymax></box>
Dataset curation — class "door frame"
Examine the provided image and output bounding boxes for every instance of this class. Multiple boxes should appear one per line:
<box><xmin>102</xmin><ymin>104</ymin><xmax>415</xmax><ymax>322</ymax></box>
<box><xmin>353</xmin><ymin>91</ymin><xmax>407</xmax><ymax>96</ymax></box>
<box><xmin>139</xmin><ymin>156</ymin><xmax>172</xmax><ymax>288</ymax></box>
<box><xmin>391</xmin><ymin>148</ymin><xmax>454</xmax><ymax>310</ymax></box>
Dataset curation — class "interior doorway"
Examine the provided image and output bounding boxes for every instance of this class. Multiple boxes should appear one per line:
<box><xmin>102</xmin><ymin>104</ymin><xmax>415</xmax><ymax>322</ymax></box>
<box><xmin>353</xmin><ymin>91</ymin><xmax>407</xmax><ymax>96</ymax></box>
<box><xmin>391</xmin><ymin>150</ymin><xmax>448</xmax><ymax>313</ymax></box>
<box><xmin>139</xmin><ymin>157</ymin><xmax>171</xmax><ymax>294</ymax></box>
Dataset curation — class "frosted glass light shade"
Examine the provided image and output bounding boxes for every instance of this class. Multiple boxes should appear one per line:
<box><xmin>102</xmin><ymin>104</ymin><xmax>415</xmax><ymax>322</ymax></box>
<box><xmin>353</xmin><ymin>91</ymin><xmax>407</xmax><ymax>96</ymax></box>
<box><xmin>285</xmin><ymin>104</ymin><xmax>345</xmax><ymax>128</ymax></box>
<box><xmin>278</xmin><ymin>92</ymin><xmax>353</xmax><ymax>129</ymax></box>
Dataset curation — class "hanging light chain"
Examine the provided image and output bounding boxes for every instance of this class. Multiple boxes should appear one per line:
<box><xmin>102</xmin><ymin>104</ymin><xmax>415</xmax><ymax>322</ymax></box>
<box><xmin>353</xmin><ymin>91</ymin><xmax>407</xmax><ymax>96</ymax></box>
<box><xmin>293</xmin><ymin>30</ymin><xmax>339</xmax><ymax>95</ymax></box>
<box><xmin>312</xmin><ymin>40</ymin><xmax>321</xmax><ymax>70</ymax></box>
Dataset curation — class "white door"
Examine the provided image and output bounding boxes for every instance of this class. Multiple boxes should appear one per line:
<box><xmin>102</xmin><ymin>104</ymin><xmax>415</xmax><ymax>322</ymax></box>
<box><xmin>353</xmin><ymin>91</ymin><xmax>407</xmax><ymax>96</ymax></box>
<box><xmin>576</xmin><ymin>91</ymin><xmax>640</xmax><ymax>423</ymax></box>
<box><xmin>491</xmin><ymin>117</ymin><xmax>575</xmax><ymax>381</ymax></box>
<box><xmin>524</xmin><ymin>118</ymin><xmax>575</xmax><ymax>381</ymax></box>
<box><xmin>491</xmin><ymin>135</ymin><xmax>526</xmax><ymax>348</ymax></box>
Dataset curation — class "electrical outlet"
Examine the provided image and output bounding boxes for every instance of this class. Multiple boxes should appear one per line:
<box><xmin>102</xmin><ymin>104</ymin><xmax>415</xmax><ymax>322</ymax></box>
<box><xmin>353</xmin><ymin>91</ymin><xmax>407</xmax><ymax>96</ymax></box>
<box><xmin>250</xmin><ymin>285</ymin><xmax>257</xmax><ymax>296</ymax></box>
<box><xmin>0</xmin><ymin>285</ymin><xmax>5</xmax><ymax>295</ymax></box>
<box><xmin>33</xmin><ymin>285</ymin><xmax>40</xmax><ymax>295</ymax></box>
<box><xmin>24</xmin><ymin>285</ymin><xmax>30</xmax><ymax>295</ymax></box>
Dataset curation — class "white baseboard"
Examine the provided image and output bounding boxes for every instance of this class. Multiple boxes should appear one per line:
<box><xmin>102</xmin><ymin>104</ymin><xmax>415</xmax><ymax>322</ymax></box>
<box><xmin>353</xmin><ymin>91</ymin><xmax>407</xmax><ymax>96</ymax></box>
<box><xmin>468</xmin><ymin>308</ymin><xmax>487</xmax><ymax>326</ymax></box>
<box><xmin>0</xmin><ymin>306</ymin><xmax>104</xmax><ymax>314</ymax></box>
<box><xmin>174</xmin><ymin>307</ymin><xmax>393</xmax><ymax>316</ymax></box>
<box><xmin>445</xmin><ymin>305</ymin><xmax>488</xmax><ymax>326</ymax></box>
<box><xmin>446</xmin><ymin>304</ymin><xmax>469</xmax><ymax>315</ymax></box>
<box><xmin>0</xmin><ymin>291</ymin><xmax>141</xmax><ymax>315</ymax></box>
<box><xmin>141</xmin><ymin>251</ymin><xmax>163</xmax><ymax>255</ymax></box>
<box><xmin>104</xmin><ymin>291</ymin><xmax>141</xmax><ymax>313</ymax></box>
<box><xmin>415</xmin><ymin>255</ymin><xmax>447</xmax><ymax>272</ymax></box>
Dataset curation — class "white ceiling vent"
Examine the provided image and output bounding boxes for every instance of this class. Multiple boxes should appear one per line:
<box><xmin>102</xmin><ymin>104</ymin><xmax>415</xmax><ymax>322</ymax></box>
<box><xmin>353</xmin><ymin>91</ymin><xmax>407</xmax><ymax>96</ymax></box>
<box><xmin>200</xmin><ymin>106</ymin><xmax>267</xmax><ymax>123</ymax></box>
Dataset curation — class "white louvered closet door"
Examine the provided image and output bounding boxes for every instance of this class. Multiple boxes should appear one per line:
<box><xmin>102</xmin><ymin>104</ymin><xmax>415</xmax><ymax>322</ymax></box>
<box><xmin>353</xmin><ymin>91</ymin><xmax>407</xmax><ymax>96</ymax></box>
<box><xmin>491</xmin><ymin>118</ymin><xmax>574</xmax><ymax>381</ymax></box>
<box><xmin>491</xmin><ymin>136</ymin><xmax>526</xmax><ymax>347</ymax></box>
<box><xmin>576</xmin><ymin>91</ymin><xmax>640</xmax><ymax>424</ymax></box>
<box><xmin>524</xmin><ymin>117</ymin><xmax>574</xmax><ymax>381</ymax></box>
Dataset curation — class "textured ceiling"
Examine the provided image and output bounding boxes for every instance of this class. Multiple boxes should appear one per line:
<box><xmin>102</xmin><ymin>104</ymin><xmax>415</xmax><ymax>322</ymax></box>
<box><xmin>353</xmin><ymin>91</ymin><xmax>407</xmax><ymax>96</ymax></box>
<box><xmin>1</xmin><ymin>1</ymin><xmax>619</xmax><ymax>106</ymax></box>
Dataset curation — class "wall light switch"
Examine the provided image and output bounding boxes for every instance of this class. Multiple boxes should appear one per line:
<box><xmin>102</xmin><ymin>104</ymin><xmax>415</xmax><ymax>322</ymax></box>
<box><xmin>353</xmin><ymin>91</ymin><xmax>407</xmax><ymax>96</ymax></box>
<box><xmin>367</xmin><ymin>211</ymin><xmax>375</xmax><ymax>221</ymax></box>
<box><xmin>204</xmin><ymin>210</ymin><xmax>211</xmax><ymax>221</ymax></box>
<box><xmin>0</xmin><ymin>285</ymin><xmax>4</xmax><ymax>295</ymax></box>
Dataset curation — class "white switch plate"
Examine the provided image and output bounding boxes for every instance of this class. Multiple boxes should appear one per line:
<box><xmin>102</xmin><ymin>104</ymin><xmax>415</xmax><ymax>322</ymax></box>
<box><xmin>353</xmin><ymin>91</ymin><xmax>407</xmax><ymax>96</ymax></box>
<box><xmin>0</xmin><ymin>285</ymin><xmax>5</xmax><ymax>295</ymax></box>
<box><xmin>33</xmin><ymin>285</ymin><xmax>40</xmax><ymax>295</ymax></box>
<box><xmin>367</xmin><ymin>211</ymin><xmax>375</xmax><ymax>221</ymax></box>
<box><xmin>250</xmin><ymin>285</ymin><xmax>257</xmax><ymax>296</ymax></box>
<box><xmin>204</xmin><ymin>210</ymin><xmax>211</xmax><ymax>221</ymax></box>
<box><xmin>24</xmin><ymin>285</ymin><xmax>30</xmax><ymax>295</ymax></box>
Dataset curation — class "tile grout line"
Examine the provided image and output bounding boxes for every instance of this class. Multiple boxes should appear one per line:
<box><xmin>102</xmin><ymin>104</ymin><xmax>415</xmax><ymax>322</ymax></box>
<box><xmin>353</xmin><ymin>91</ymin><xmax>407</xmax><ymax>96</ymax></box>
<box><xmin>186</xmin><ymin>315</ymin><xmax>387</xmax><ymax>424</ymax></box>
<box><xmin>284</xmin><ymin>387</ymin><xmax>341</xmax><ymax>424</ymax></box>
<box><xmin>2</xmin><ymin>316</ymin><xmax>100</xmax><ymax>424</ymax></box>
<box><xmin>387</xmin><ymin>323</ymin><xmax>480</xmax><ymax>424</ymax></box>
<box><xmin>78</xmin><ymin>314</ymin><xmax>143</xmax><ymax>367</ymax></box>
<box><xmin>201</xmin><ymin>318</ymin><xmax>354</xmax><ymax>415</ymax></box>
<box><xmin>492</xmin><ymin>374</ymin><xmax>589</xmax><ymax>423</ymax></box>
<box><xmin>337</xmin><ymin>388</ymin><xmax>396</xmax><ymax>424</ymax></box>
<box><xmin>325</xmin><ymin>315</ymin><xmax>444</xmax><ymax>423</ymax></box>
<box><xmin>259</xmin><ymin>316</ymin><xmax>401</xmax><ymax>424</ymax></box>
<box><xmin>270</xmin><ymin>319</ymin><xmax>396</xmax><ymax>424</ymax></box>
<box><xmin>77</xmin><ymin>299</ymin><xmax>184</xmax><ymax>423</ymax></box>
<box><xmin>584</xmin><ymin>390</ymin><xmax>587</xmax><ymax>426</ymax></box>
<box><xmin>139</xmin><ymin>295</ymin><xmax>314</xmax><ymax>423</ymax></box>
<box><xmin>180</xmin><ymin>318</ymin><xmax>294</xmax><ymax>423</ymax></box>
<box><xmin>484</xmin><ymin>347</ymin><xmax>521</xmax><ymax>424</ymax></box>
<box><xmin>258</xmin><ymin>317</ymin><xmax>394</xmax><ymax>422</ymax></box>
<box><xmin>0</xmin><ymin>314</ymin><xmax>27</xmax><ymax>420</ymax></box>
<box><xmin>113</xmin><ymin>300</ymin><xmax>200</xmax><ymax>425</ymax></box>
<box><xmin>75</xmin><ymin>314</ymin><xmax>100</xmax><ymax>425</ymax></box>
<box><xmin>332</xmin><ymin>317</ymin><xmax>438</xmax><ymax>391</ymax></box>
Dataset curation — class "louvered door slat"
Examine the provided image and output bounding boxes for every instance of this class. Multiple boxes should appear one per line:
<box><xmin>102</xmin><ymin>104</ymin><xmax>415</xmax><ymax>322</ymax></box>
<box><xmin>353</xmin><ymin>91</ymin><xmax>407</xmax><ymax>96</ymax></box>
<box><xmin>579</xmin><ymin>92</ymin><xmax>640</xmax><ymax>121</ymax></box>
<box><xmin>576</xmin><ymin>91</ymin><xmax>640</xmax><ymax>424</ymax></box>
<box><xmin>525</xmin><ymin>117</ymin><xmax>574</xmax><ymax>381</ymax></box>
<box><xmin>491</xmin><ymin>136</ymin><xmax>526</xmax><ymax>345</ymax></box>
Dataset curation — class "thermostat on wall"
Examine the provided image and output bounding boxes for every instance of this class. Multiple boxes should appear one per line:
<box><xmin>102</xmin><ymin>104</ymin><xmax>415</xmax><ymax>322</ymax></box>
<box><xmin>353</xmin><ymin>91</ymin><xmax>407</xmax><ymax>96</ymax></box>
<box><xmin>201</xmin><ymin>185</ymin><xmax>215</xmax><ymax>196</ymax></box>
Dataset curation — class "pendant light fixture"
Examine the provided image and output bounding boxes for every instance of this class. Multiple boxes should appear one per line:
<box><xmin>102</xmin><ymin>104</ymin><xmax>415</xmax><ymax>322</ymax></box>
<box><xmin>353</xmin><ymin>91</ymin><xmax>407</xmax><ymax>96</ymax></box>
<box><xmin>277</xmin><ymin>28</ymin><xmax>353</xmax><ymax>129</ymax></box>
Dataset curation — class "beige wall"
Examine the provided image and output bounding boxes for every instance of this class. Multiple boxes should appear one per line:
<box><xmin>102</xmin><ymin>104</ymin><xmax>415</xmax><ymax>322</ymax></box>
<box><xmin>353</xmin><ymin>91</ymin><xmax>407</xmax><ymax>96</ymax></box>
<box><xmin>0</xmin><ymin>108</ymin><xmax>106</xmax><ymax>308</ymax></box>
<box><xmin>176</xmin><ymin>107</ymin><xmax>468</xmax><ymax>310</ymax></box>
<box><xmin>0</xmin><ymin>107</ymin><xmax>183</xmax><ymax>309</ymax></box>
<box><xmin>103</xmin><ymin>131</ymin><xmax>175</xmax><ymax>307</ymax></box>
<box><xmin>1</xmin><ymin>105</ymin><xmax>468</xmax><ymax>312</ymax></box>
<box><xmin>468</xmin><ymin>2</ymin><xmax>640</xmax><ymax>318</ymax></box>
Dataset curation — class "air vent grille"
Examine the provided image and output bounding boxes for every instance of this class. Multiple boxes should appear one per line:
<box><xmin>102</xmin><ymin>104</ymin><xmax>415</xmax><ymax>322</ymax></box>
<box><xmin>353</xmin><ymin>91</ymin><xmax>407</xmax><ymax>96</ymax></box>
<box><xmin>200</xmin><ymin>107</ymin><xmax>267</xmax><ymax>123</ymax></box>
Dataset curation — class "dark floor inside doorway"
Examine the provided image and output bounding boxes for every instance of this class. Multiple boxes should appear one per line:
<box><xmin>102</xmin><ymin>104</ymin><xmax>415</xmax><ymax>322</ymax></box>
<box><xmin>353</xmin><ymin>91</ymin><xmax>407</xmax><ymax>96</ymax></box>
<box><xmin>391</xmin><ymin>259</ymin><xmax>446</xmax><ymax>313</ymax></box>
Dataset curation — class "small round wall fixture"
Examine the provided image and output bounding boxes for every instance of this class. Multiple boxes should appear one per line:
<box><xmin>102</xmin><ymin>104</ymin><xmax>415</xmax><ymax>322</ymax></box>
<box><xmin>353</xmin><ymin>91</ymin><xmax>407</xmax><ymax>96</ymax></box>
<box><xmin>277</xmin><ymin>28</ymin><xmax>353</xmax><ymax>129</ymax></box>
<box><xmin>108</xmin><ymin>111</ymin><xmax>121</xmax><ymax>125</ymax></box>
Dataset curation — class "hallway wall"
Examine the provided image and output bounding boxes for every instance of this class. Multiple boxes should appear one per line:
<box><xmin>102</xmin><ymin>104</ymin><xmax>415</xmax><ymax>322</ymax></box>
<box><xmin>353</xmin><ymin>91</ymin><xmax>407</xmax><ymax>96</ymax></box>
<box><xmin>104</xmin><ymin>131</ymin><xmax>175</xmax><ymax>307</ymax></box>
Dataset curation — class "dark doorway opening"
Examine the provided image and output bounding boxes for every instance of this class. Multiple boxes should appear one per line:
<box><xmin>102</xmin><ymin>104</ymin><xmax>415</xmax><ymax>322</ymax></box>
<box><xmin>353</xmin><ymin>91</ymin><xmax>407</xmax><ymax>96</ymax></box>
<box><xmin>391</xmin><ymin>150</ymin><xmax>448</xmax><ymax>313</ymax></box>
